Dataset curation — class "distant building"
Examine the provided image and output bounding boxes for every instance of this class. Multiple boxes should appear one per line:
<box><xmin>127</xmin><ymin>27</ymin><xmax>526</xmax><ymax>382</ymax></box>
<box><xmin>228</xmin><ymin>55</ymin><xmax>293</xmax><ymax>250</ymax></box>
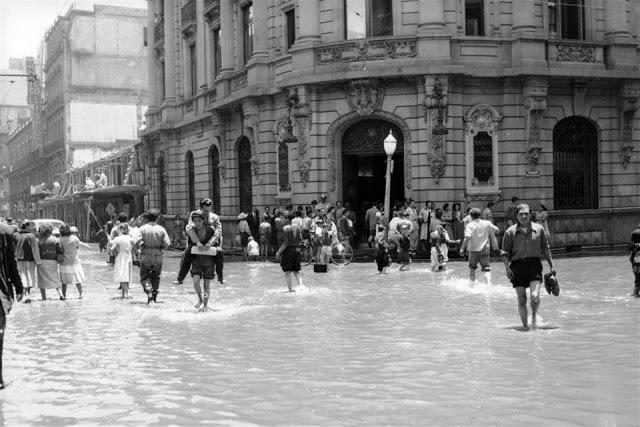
<box><xmin>6</xmin><ymin>4</ymin><xmax>149</xmax><ymax>217</ymax></box>
<box><xmin>142</xmin><ymin>0</ymin><xmax>639</xmax><ymax>248</ymax></box>
<box><xmin>0</xmin><ymin>58</ymin><xmax>31</xmax><ymax>216</ymax></box>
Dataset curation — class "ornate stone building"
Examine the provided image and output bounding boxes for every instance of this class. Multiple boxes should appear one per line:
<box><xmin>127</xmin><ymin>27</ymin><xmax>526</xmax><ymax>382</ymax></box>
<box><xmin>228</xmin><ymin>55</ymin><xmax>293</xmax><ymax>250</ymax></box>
<box><xmin>141</xmin><ymin>0</ymin><xmax>640</xmax><ymax>247</ymax></box>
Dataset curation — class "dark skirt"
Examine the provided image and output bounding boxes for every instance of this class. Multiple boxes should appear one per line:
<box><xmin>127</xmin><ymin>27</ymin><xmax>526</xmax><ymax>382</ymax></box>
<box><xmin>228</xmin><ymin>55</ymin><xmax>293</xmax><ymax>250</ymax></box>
<box><xmin>240</xmin><ymin>231</ymin><xmax>250</xmax><ymax>247</ymax></box>
<box><xmin>280</xmin><ymin>246</ymin><xmax>301</xmax><ymax>272</ymax></box>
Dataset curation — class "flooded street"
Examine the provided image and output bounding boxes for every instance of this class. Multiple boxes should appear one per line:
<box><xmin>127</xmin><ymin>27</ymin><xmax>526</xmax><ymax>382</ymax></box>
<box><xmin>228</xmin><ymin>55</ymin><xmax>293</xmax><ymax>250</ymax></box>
<box><xmin>2</xmin><ymin>246</ymin><xmax>638</xmax><ymax>426</ymax></box>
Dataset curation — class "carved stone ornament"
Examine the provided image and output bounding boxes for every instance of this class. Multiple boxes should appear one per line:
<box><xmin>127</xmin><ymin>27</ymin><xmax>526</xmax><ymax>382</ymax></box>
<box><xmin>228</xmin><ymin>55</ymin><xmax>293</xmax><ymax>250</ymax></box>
<box><xmin>464</xmin><ymin>104</ymin><xmax>502</xmax><ymax>136</ymax></box>
<box><xmin>241</xmin><ymin>102</ymin><xmax>263</xmax><ymax>184</ymax></box>
<box><xmin>315</xmin><ymin>38</ymin><xmax>417</xmax><ymax>65</ymax></box>
<box><xmin>346</xmin><ymin>79</ymin><xmax>384</xmax><ymax>116</ymax></box>
<box><xmin>424</xmin><ymin>77</ymin><xmax>449</xmax><ymax>183</ymax></box>
<box><xmin>556</xmin><ymin>45</ymin><xmax>596</xmax><ymax>63</ymax></box>
<box><xmin>211</xmin><ymin>111</ymin><xmax>227</xmax><ymax>182</ymax></box>
<box><xmin>326</xmin><ymin>111</ymin><xmax>412</xmax><ymax>194</ymax></box>
<box><xmin>619</xmin><ymin>81</ymin><xmax>639</xmax><ymax>169</ymax></box>
<box><xmin>523</xmin><ymin>78</ymin><xmax>548</xmax><ymax>176</ymax></box>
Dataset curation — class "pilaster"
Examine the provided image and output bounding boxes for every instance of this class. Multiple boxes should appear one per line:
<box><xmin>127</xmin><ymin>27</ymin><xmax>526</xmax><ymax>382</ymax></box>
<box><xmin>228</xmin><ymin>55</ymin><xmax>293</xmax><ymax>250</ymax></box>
<box><xmin>619</xmin><ymin>80</ymin><xmax>640</xmax><ymax>169</ymax></box>
<box><xmin>424</xmin><ymin>76</ymin><xmax>448</xmax><ymax>184</ymax></box>
<box><xmin>523</xmin><ymin>77</ymin><xmax>548</xmax><ymax>177</ymax></box>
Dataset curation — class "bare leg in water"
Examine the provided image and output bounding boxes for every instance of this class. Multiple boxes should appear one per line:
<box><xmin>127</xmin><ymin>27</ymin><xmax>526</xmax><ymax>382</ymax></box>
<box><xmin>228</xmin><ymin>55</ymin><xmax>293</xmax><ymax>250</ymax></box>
<box><xmin>202</xmin><ymin>279</ymin><xmax>211</xmax><ymax>310</ymax></box>
<box><xmin>0</xmin><ymin>315</ymin><xmax>6</xmax><ymax>389</ymax></box>
<box><xmin>193</xmin><ymin>275</ymin><xmax>204</xmax><ymax>310</ymax></box>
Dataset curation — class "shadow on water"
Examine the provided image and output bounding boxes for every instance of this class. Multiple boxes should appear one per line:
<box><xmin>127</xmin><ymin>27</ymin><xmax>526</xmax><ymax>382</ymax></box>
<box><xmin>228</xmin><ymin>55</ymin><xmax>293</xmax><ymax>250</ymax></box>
<box><xmin>505</xmin><ymin>325</ymin><xmax>560</xmax><ymax>332</ymax></box>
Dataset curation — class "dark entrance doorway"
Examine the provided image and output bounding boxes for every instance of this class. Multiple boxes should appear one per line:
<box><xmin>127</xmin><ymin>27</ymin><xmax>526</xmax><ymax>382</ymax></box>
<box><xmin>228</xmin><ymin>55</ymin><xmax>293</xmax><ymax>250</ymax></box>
<box><xmin>237</xmin><ymin>136</ymin><xmax>253</xmax><ymax>214</ymax></box>
<box><xmin>341</xmin><ymin>119</ymin><xmax>404</xmax><ymax>236</ymax></box>
<box><xmin>553</xmin><ymin>116</ymin><xmax>598</xmax><ymax>209</ymax></box>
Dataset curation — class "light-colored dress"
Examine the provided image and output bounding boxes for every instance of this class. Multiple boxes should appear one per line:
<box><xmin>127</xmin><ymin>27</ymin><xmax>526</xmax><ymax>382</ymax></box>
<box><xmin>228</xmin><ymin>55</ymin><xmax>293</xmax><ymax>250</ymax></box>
<box><xmin>59</xmin><ymin>235</ymin><xmax>87</xmax><ymax>284</ymax></box>
<box><xmin>537</xmin><ymin>211</ymin><xmax>550</xmax><ymax>238</ymax></box>
<box><xmin>112</xmin><ymin>234</ymin><xmax>133</xmax><ymax>283</ymax></box>
<box><xmin>38</xmin><ymin>235</ymin><xmax>63</xmax><ymax>289</ymax></box>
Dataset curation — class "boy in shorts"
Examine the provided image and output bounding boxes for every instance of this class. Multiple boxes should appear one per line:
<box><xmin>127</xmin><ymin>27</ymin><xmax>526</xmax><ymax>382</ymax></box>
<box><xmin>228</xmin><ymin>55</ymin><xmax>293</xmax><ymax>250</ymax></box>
<box><xmin>460</xmin><ymin>207</ymin><xmax>499</xmax><ymax>283</ymax></box>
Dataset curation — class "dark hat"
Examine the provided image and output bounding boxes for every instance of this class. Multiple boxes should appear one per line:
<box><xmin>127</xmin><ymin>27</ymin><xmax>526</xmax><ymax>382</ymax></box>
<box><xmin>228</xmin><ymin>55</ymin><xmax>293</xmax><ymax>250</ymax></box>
<box><xmin>200</xmin><ymin>198</ymin><xmax>213</xmax><ymax>207</ymax></box>
<box><xmin>145</xmin><ymin>208</ymin><xmax>160</xmax><ymax>221</ymax></box>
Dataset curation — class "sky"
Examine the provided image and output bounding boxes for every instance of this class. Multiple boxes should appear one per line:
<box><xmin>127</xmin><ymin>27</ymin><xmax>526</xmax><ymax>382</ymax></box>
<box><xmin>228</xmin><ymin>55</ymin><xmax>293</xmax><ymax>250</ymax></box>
<box><xmin>0</xmin><ymin>0</ymin><xmax>148</xmax><ymax>69</ymax></box>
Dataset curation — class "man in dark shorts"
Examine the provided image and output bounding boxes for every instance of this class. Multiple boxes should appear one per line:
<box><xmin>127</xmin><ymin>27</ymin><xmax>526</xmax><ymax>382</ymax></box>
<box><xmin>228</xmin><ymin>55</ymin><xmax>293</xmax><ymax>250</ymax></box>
<box><xmin>136</xmin><ymin>209</ymin><xmax>171</xmax><ymax>304</ymax></box>
<box><xmin>501</xmin><ymin>203</ymin><xmax>556</xmax><ymax>330</ymax></box>
<box><xmin>188</xmin><ymin>210</ymin><xmax>216</xmax><ymax>311</ymax></box>
<box><xmin>0</xmin><ymin>222</ymin><xmax>23</xmax><ymax>388</ymax></box>
<box><xmin>275</xmin><ymin>211</ymin><xmax>302</xmax><ymax>292</ymax></box>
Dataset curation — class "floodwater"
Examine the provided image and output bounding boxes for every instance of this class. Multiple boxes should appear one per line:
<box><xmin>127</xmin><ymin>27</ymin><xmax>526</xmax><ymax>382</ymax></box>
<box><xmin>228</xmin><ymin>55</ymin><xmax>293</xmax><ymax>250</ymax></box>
<box><xmin>2</xmin><ymin>248</ymin><xmax>638</xmax><ymax>426</ymax></box>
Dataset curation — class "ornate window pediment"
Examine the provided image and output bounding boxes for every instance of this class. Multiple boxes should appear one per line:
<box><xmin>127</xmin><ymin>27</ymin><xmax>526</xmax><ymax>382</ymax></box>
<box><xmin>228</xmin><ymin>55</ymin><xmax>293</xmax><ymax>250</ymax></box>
<box><xmin>464</xmin><ymin>104</ymin><xmax>502</xmax><ymax>195</ymax></box>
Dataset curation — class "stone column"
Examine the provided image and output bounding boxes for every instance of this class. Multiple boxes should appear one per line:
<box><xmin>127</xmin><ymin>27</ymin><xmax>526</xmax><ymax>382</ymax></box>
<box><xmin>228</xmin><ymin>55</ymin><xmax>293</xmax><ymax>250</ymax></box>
<box><xmin>417</xmin><ymin>0</ymin><xmax>445</xmax><ymax>33</ymax></box>
<box><xmin>511</xmin><ymin>0</ymin><xmax>537</xmax><ymax>36</ymax></box>
<box><xmin>147</xmin><ymin>0</ymin><xmax>158</xmax><ymax>106</ymax></box>
<box><xmin>523</xmin><ymin>77</ymin><xmax>548</xmax><ymax>177</ymax></box>
<box><xmin>163</xmin><ymin>0</ymin><xmax>176</xmax><ymax>101</ymax></box>
<box><xmin>605</xmin><ymin>0</ymin><xmax>630</xmax><ymax>42</ymax></box>
<box><xmin>297</xmin><ymin>0</ymin><xmax>321</xmax><ymax>45</ymax></box>
<box><xmin>219</xmin><ymin>0</ymin><xmax>234</xmax><ymax>74</ymax></box>
<box><xmin>251</xmin><ymin>0</ymin><xmax>269</xmax><ymax>61</ymax></box>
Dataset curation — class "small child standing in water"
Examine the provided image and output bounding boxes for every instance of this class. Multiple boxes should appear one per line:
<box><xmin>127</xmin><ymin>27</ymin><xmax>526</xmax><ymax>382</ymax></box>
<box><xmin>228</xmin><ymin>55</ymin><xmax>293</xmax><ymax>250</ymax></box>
<box><xmin>247</xmin><ymin>236</ymin><xmax>260</xmax><ymax>261</ymax></box>
<box><xmin>397</xmin><ymin>232</ymin><xmax>411</xmax><ymax>271</ymax></box>
<box><xmin>110</xmin><ymin>223</ymin><xmax>134</xmax><ymax>299</ymax></box>
<box><xmin>430</xmin><ymin>224</ymin><xmax>460</xmax><ymax>272</ymax></box>
<box><xmin>374</xmin><ymin>230</ymin><xmax>391</xmax><ymax>274</ymax></box>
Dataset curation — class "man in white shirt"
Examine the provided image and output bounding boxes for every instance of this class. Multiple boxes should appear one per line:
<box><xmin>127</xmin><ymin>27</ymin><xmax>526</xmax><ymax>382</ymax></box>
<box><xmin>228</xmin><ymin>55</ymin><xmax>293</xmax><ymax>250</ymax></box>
<box><xmin>459</xmin><ymin>207</ymin><xmax>499</xmax><ymax>283</ymax></box>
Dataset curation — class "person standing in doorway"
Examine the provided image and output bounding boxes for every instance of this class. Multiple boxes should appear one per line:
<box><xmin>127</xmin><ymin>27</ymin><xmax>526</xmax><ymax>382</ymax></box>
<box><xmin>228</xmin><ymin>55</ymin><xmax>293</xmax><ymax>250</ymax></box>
<box><xmin>136</xmin><ymin>209</ymin><xmax>171</xmax><ymax>304</ymax></box>
<box><xmin>0</xmin><ymin>221</ymin><xmax>24</xmax><ymax>389</ymax></box>
<box><xmin>418</xmin><ymin>201</ymin><xmax>434</xmax><ymax>257</ymax></box>
<box><xmin>501</xmin><ymin>203</ymin><xmax>556</xmax><ymax>330</ymax></box>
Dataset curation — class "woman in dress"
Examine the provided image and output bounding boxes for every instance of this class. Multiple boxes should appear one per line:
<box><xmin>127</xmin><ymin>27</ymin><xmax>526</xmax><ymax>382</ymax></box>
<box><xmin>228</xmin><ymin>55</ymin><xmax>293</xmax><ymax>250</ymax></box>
<box><xmin>451</xmin><ymin>203</ymin><xmax>465</xmax><ymax>254</ymax></box>
<box><xmin>110</xmin><ymin>223</ymin><xmax>134</xmax><ymax>299</ymax></box>
<box><xmin>37</xmin><ymin>223</ymin><xmax>64</xmax><ymax>300</ymax></box>
<box><xmin>537</xmin><ymin>204</ymin><xmax>551</xmax><ymax>238</ymax></box>
<box><xmin>59</xmin><ymin>224</ymin><xmax>87</xmax><ymax>299</ymax></box>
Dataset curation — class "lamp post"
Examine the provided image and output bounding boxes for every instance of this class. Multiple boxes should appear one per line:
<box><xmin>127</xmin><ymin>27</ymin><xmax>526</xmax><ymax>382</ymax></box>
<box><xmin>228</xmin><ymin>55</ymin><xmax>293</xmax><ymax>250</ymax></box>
<box><xmin>383</xmin><ymin>129</ymin><xmax>397</xmax><ymax>241</ymax></box>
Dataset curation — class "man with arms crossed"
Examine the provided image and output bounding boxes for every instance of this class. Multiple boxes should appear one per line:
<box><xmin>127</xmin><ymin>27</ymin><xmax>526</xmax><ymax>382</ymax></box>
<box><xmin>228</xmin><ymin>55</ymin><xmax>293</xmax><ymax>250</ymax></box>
<box><xmin>501</xmin><ymin>203</ymin><xmax>556</xmax><ymax>330</ymax></box>
<box><xmin>459</xmin><ymin>207</ymin><xmax>499</xmax><ymax>284</ymax></box>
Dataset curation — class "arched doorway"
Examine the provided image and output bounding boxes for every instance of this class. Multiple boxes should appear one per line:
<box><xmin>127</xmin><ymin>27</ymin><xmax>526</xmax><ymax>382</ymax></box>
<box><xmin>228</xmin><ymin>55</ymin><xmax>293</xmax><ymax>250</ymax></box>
<box><xmin>209</xmin><ymin>145</ymin><xmax>221</xmax><ymax>212</ymax></box>
<box><xmin>341</xmin><ymin>119</ymin><xmax>404</xmax><ymax>215</ymax></box>
<box><xmin>553</xmin><ymin>116</ymin><xmax>598</xmax><ymax>209</ymax></box>
<box><xmin>237</xmin><ymin>136</ymin><xmax>252</xmax><ymax>213</ymax></box>
<box><xmin>186</xmin><ymin>151</ymin><xmax>195</xmax><ymax>211</ymax></box>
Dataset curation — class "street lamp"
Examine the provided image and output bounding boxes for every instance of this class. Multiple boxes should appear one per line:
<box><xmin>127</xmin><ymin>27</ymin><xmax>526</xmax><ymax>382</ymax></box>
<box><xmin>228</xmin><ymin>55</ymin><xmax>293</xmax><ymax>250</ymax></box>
<box><xmin>383</xmin><ymin>129</ymin><xmax>397</xmax><ymax>241</ymax></box>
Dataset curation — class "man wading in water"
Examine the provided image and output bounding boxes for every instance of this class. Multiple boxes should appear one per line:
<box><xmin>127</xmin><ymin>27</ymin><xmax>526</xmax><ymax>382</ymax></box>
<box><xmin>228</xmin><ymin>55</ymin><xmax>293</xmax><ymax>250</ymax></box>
<box><xmin>501</xmin><ymin>203</ymin><xmax>556</xmax><ymax>330</ymax></box>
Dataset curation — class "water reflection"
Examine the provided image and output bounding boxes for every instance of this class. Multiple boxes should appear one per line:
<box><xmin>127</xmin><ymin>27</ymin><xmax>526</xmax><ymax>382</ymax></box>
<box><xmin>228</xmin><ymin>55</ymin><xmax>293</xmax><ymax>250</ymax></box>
<box><xmin>3</xmin><ymin>250</ymin><xmax>638</xmax><ymax>425</ymax></box>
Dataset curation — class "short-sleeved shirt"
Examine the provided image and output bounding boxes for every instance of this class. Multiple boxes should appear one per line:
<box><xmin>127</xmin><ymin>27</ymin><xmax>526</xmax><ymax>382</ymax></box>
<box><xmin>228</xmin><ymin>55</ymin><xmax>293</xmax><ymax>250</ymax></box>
<box><xmin>465</xmin><ymin>219</ymin><xmax>499</xmax><ymax>252</ymax></box>
<box><xmin>138</xmin><ymin>223</ymin><xmax>171</xmax><ymax>250</ymax></box>
<box><xmin>501</xmin><ymin>222</ymin><xmax>549</xmax><ymax>262</ymax></box>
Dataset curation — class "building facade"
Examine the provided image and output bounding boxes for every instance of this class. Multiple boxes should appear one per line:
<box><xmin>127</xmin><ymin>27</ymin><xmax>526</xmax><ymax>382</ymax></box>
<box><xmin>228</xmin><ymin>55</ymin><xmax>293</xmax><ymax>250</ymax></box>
<box><xmin>0</xmin><ymin>58</ymin><xmax>32</xmax><ymax>216</ymax></box>
<box><xmin>6</xmin><ymin>4</ymin><xmax>150</xmax><ymax>217</ymax></box>
<box><xmin>141</xmin><ymin>0</ymin><xmax>640</xmax><ymax>247</ymax></box>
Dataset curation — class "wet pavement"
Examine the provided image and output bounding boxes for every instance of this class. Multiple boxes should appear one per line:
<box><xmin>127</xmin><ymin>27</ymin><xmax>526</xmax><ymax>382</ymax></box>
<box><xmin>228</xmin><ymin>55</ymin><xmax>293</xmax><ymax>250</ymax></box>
<box><xmin>2</xmin><ymin>245</ymin><xmax>638</xmax><ymax>426</ymax></box>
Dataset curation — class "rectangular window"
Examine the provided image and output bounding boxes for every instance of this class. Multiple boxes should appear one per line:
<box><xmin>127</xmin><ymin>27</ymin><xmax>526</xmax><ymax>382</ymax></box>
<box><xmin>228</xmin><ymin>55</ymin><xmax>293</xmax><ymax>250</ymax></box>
<box><xmin>189</xmin><ymin>44</ymin><xmax>197</xmax><ymax>96</ymax></box>
<box><xmin>559</xmin><ymin>0</ymin><xmax>584</xmax><ymax>40</ymax></box>
<box><xmin>473</xmin><ymin>132</ymin><xmax>493</xmax><ymax>184</ymax></box>
<box><xmin>286</xmin><ymin>9</ymin><xmax>296</xmax><ymax>49</ymax></box>
<box><xmin>159</xmin><ymin>59</ymin><xmax>166</xmax><ymax>100</ymax></box>
<box><xmin>465</xmin><ymin>0</ymin><xmax>484</xmax><ymax>36</ymax></box>
<box><xmin>213</xmin><ymin>28</ymin><xmax>221</xmax><ymax>77</ymax></box>
<box><xmin>242</xmin><ymin>3</ymin><xmax>254</xmax><ymax>64</ymax></box>
<box><xmin>345</xmin><ymin>0</ymin><xmax>392</xmax><ymax>40</ymax></box>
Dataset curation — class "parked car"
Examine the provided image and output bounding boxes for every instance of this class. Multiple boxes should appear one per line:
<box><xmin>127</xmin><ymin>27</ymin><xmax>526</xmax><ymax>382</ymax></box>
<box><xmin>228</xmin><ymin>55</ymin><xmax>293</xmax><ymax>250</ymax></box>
<box><xmin>33</xmin><ymin>219</ymin><xmax>64</xmax><ymax>236</ymax></box>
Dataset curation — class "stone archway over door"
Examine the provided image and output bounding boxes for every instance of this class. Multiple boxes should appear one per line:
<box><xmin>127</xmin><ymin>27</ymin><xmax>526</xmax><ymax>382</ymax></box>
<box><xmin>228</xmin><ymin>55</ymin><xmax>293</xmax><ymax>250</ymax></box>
<box><xmin>553</xmin><ymin>117</ymin><xmax>598</xmax><ymax>209</ymax></box>
<box><xmin>237</xmin><ymin>136</ymin><xmax>253</xmax><ymax>213</ymax></box>
<box><xmin>341</xmin><ymin>119</ymin><xmax>405</xmax><ymax>216</ymax></box>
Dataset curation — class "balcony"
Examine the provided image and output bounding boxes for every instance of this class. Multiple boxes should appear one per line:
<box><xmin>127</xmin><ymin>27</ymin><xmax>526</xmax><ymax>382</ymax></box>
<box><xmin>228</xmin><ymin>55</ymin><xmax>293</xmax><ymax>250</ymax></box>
<box><xmin>181</xmin><ymin>0</ymin><xmax>197</xmax><ymax>39</ymax></box>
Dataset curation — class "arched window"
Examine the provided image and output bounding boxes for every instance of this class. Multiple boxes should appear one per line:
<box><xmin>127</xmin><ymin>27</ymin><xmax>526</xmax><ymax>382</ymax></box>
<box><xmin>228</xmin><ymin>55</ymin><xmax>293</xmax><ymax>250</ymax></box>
<box><xmin>186</xmin><ymin>151</ymin><xmax>195</xmax><ymax>211</ymax></box>
<box><xmin>277</xmin><ymin>141</ymin><xmax>290</xmax><ymax>192</ymax></box>
<box><xmin>237</xmin><ymin>137</ymin><xmax>252</xmax><ymax>213</ymax></box>
<box><xmin>209</xmin><ymin>145</ymin><xmax>221</xmax><ymax>212</ymax></box>
<box><xmin>157</xmin><ymin>155</ymin><xmax>167</xmax><ymax>213</ymax></box>
<box><xmin>553</xmin><ymin>117</ymin><xmax>598</xmax><ymax>209</ymax></box>
<box><xmin>464</xmin><ymin>104</ymin><xmax>502</xmax><ymax>195</ymax></box>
